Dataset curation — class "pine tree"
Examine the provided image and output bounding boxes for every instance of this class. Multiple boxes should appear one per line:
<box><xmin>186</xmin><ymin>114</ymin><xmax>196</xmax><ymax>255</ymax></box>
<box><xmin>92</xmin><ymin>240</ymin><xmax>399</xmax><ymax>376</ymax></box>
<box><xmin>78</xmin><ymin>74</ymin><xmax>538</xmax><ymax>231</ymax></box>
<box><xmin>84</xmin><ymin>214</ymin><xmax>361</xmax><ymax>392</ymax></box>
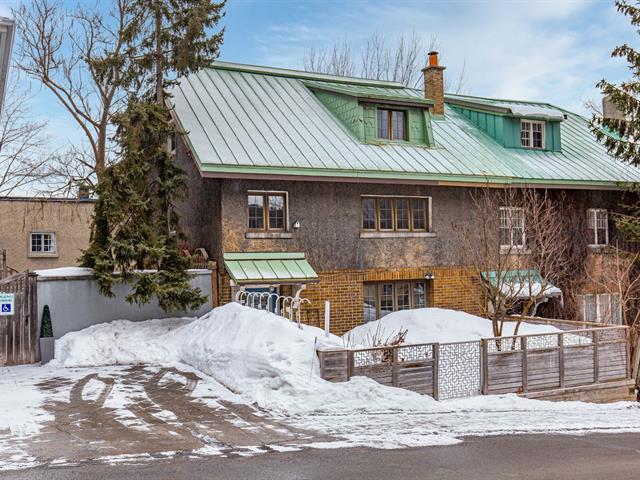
<box><xmin>81</xmin><ymin>0</ymin><xmax>225</xmax><ymax>311</ymax></box>
<box><xmin>592</xmin><ymin>1</ymin><xmax>640</xmax><ymax>246</ymax></box>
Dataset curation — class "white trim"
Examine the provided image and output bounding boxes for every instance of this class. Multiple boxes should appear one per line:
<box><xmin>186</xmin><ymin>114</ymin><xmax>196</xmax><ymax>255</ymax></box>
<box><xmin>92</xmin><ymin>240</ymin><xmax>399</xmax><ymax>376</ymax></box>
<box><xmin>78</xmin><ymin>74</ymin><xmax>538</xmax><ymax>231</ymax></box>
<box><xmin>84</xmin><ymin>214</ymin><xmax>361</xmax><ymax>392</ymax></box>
<box><xmin>520</xmin><ymin>119</ymin><xmax>545</xmax><ymax>149</ymax></box>
<box><xmin>587</xmin><ymin>208</ymin><xmax>609</xmax><ymax>247</ymax></box>
<box><xmin>499</xmin><ymin>206</ymin><xmax>526</xmax><ymax>249</ymax></box>
<box><xmin>29</xmin><ymin>231</ymin><xmax>57</xmax><ymax>257</ymax></box>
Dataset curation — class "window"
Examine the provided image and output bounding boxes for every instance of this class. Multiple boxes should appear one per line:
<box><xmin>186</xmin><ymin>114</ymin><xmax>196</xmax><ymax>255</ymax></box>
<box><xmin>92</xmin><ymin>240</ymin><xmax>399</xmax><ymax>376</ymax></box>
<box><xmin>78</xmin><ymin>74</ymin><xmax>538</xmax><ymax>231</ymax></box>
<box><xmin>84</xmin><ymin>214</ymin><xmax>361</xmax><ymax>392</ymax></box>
<box><xmin>30</xmin><ymin>232</ymin><xmax>56</xmax><ymax>255</ymax></box>
<box><xmin>521</xmin><ymin>120</ymin><xmax>545</xmax><ymax>149</ymax></box>
<box><xmin>377</xmin><ymin>109</ymin><xmax>407</xmax><ymax>141</ymax></box>
<box><xmin>248</xmin><ymin>192</ymin><xmax>287</xmax><ymax>231</ymax></box>
<box><xmin>499</xmin><ymin>207</ymin><xmax>525</xmax><ymax>249</ymax></box>
<box><xmin>363</xmin><ymin>280</ymin><xmax>428</xmax><ymax>322</ymax></box>
<box><xmin>578</xmin><ymin>293</ymin><xmax>622</xmax><ymax>324</ymax></box>
<box><xmin>587</xmin><ymin>209</ymin><xmax>608</xmax><ymax>246</ymax></box>
<box><xmin>361</xmin><ymin>196</ymin><xmax>430</xmax><ymax>232</ymax></box>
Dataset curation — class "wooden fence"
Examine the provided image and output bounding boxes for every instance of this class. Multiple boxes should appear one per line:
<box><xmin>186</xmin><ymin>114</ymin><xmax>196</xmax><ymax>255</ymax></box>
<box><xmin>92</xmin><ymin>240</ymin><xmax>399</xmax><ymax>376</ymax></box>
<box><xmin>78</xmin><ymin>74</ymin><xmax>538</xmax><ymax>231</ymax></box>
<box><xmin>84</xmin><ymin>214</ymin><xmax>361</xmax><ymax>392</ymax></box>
<box><xmin>317</xmin><ymin>325</ymin><xmax>630</xmax><ymax>400</ymax></box>
<box><xmin>0</xmin><ymin>272</ymin><xmax>39</xmax><ymax>366</ymax></box>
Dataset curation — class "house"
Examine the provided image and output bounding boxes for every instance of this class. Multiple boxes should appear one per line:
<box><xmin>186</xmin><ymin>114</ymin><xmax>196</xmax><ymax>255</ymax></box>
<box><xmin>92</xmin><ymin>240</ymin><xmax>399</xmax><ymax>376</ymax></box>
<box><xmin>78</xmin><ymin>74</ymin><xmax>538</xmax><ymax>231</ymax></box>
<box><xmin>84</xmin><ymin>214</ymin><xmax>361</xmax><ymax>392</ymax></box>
<box><xmin>0</xmin><ymin>197</ymin><xmax>94</xmax><ymax>274</ymax></box>
<box><xmin>0</xmin><ymin>17</ymin><xmax>15</xmax><ymax>114</ymax></box>
<box><xmin>168</xmin><ymin>52</ymin><xmax>640</xmax><ymax>334</ymax></box>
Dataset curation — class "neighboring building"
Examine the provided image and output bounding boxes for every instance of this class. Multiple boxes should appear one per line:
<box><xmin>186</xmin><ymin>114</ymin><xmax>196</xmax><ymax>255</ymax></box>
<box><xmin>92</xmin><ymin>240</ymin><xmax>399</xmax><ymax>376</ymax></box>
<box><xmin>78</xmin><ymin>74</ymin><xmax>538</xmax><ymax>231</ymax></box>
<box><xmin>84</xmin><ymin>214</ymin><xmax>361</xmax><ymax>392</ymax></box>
<box><xmin>0</xmin><ymin>17</ymin><xmax>15</xmax><ymax>114</ymax></box>
<box><xmin>169</xmin><ymin>54</ymin><xmax>640</xmax><ymax>334</ymax></box>
<box><xmin>0</xmin><ymin>197</ymin><xmax>94</xmax><ymax>273</ymax></box>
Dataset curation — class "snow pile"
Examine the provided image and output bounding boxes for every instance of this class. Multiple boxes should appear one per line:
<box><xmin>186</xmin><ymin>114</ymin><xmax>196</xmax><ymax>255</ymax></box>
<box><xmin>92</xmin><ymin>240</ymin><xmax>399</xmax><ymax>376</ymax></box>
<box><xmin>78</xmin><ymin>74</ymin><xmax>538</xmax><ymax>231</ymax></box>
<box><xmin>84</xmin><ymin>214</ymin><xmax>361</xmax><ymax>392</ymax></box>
<box><xmin>34</xmin><ymin>267</ymin><xmax>94</xmax><ymax>278</ymax></box>
<box><xmin>345</xmin><ymin>308</ymin><xmax>561</xmax><ymax>346</ymax></box>
<box><xmin>53</xmin><ymin>303</ymin><xmax>445</xmax><ymax>415</ymax></box>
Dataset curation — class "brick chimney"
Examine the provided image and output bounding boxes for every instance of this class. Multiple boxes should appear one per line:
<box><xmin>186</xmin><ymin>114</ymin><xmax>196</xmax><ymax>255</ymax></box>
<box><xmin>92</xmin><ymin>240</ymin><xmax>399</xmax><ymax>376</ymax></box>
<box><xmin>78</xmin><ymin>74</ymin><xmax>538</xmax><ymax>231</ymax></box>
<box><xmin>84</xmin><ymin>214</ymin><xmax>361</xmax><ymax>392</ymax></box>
<box><xmin>422</xmin><ymin>51</ymin><xmax>446</xmax><ymax>116</ymax></box>
<box><xmin>602</xmin><ymin>94</ymin><xmax>626</xmax><ymax>122</ymax></box>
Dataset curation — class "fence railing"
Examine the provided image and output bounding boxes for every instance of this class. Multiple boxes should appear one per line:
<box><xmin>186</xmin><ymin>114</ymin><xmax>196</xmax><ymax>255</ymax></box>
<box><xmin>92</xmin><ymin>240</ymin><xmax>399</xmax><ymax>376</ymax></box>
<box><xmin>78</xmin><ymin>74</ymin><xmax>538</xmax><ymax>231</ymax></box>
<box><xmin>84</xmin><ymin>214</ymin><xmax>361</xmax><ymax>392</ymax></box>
<box><xmin>0</xmin><ymin>271</ymin><xmax>39</xmax><ymax>366</ymax></box>
<box><xmin>317</xmin><ymin>325</ymin><xmax>631</xmax><ymax>400</ymax></box>
<box><xmin>235</xmin><ymin>290</ymin><xmax>311</xmax><ymax>327</ymax></box>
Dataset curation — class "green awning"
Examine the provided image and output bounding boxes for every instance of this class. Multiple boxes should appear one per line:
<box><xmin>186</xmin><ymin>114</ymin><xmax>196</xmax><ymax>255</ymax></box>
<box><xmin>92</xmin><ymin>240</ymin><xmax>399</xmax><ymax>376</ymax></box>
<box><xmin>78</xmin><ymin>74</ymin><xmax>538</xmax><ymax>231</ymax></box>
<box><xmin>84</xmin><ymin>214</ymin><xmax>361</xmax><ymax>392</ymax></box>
<box><xmin>223</xmin><ymin>252</ymin><xmax>319</xmax><ymax>285</ymax></box>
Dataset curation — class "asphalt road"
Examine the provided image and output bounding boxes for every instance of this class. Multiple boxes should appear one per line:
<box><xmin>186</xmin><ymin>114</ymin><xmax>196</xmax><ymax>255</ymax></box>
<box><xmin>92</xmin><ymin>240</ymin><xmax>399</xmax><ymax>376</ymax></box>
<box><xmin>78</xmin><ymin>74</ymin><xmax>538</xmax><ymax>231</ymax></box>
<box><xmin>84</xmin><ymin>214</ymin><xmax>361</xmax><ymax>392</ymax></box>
<box><xmin>5</xmin><ymin>432</ymin><xmax>640</xmax><ymax>480</ymax></box>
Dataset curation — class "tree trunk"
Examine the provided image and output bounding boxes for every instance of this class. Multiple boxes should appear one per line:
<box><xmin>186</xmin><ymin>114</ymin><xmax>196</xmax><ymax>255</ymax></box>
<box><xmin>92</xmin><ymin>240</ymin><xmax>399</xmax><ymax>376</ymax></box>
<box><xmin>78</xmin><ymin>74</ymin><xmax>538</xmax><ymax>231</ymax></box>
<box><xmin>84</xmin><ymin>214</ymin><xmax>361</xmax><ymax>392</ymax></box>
<box><xmin>155</xmin><ymin>2</ymin><xmax>164</xmax><ymax>105</ymax></box>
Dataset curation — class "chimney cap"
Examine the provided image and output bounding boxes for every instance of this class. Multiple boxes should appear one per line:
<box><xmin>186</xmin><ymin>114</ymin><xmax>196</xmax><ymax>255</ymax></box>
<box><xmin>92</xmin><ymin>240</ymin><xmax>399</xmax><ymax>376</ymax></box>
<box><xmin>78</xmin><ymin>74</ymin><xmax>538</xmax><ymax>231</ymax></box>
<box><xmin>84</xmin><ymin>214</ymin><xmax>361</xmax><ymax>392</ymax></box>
<box><xmin>426</xmin><ymin>51</ymin><xmax>443</xmax><ymax>68</ymax></box>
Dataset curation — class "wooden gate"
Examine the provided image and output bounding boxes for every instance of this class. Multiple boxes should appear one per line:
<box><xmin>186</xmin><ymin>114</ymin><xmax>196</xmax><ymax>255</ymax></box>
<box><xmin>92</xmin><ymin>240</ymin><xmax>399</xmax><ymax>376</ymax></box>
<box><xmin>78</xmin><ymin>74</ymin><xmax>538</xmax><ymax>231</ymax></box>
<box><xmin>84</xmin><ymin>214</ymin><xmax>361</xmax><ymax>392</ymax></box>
<box><xmin>0</xmin><ymin>272</ymin><xmax>39</xmax><ymax>366</ymax></box>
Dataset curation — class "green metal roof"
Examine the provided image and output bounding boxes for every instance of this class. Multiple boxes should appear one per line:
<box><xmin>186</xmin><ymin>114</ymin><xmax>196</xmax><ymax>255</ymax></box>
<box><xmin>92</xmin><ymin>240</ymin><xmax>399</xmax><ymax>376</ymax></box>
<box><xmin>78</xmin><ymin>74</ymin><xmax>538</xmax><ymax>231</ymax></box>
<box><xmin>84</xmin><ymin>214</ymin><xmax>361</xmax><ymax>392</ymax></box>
<box><xmin>303</xmin><ymin>80</ymin><xmax>435</xmax><ymax>107</ymax></box>
<box><xmin>223</xmin><ymin>252</ymin><xmax>318</xmax><ymax>285</ymax></box>
<box><xmin>169</xmin><ymin>62</ymin><xmax>640</xmax><ymax>188</ymax></box>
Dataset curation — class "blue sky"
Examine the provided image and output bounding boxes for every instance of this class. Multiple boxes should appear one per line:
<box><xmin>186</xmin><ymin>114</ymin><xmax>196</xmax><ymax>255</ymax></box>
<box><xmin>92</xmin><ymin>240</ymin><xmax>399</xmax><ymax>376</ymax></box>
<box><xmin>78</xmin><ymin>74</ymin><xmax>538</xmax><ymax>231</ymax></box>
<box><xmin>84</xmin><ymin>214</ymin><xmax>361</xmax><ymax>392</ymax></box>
<box><xmin>0</xmin><ymin>0</ymin><xmax>637</xmax><ymax>151</ymax></box>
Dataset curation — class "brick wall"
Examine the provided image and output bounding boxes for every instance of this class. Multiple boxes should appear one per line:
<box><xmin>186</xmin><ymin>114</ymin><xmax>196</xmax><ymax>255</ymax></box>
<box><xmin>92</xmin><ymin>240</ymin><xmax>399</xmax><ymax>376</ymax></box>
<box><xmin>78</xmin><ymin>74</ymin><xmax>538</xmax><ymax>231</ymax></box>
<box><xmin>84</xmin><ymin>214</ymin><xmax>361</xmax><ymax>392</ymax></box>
<box><xmin>217</xmin><ymin>265</ymin><xmax>484</xmax><ymax>336</ymax></box>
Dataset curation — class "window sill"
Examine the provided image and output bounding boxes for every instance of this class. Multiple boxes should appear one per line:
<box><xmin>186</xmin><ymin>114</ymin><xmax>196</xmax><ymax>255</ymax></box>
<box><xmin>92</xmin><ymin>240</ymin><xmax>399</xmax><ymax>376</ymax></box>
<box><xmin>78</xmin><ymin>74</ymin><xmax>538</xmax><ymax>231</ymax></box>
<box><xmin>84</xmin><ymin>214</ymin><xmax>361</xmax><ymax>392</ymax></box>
<box><xmin>499</xmin><ymin>246</ymin><xmax>530</xmax><ymax>255</ymax></box>
<box><xmin>588</xmin><ymin>244</ymin><xmax>608</xmax><ymax>252</ymax></box>
<box><xmin>245</xmin><ymin>231</ymin><xmax>292</xmax><ymax>239</ymax></box>
<box><xmin>360</xmin><ymin>231</ymin><xmax>436</xmax><ymax>239</ymax></box>
<box><xmin>28</xmin><ymin>253</ymin><xmax>58</xmax><ymax>258</ymax></box>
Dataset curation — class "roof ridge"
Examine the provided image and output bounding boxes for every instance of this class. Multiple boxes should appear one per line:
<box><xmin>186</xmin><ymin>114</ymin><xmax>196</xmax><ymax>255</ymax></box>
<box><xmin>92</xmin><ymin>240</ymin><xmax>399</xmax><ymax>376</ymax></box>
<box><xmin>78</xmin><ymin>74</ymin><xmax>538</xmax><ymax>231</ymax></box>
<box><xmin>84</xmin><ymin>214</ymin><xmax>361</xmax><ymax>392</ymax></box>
<box><xmin>445</xmin><ymin>92</ymin><xmax>556</xmax><ymax>108</ymax></box>
<box><xmin>207</xmin><ymin>61</ymin><xmax>407</xmax><ymax>88</ymax></box>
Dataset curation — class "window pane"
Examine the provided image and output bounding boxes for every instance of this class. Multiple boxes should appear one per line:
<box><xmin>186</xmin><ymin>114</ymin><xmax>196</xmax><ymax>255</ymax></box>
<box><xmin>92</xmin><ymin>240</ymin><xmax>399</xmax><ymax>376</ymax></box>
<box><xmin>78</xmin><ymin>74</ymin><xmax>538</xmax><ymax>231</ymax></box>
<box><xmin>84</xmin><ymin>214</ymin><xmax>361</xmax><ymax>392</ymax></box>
<box><xmin>391</xmin><ymin>111</ymin><xmax>405</xmax><ymax>140</ymax></box>
<box><xmin>268</xmin><ymin>194</ymin><xmax>285</xmax><ymax>229</ymax></box>
<box><xmin>395</xmin><ymin>199</ymin><xmax>409</xmax><ymax>230</ymax></box>
<box><xmin>248</xmin><ymin>195</ymin><xmax>264</xmax><ymax>229</ymax></box>
<box><xmin>612</xmin><ymin>293</ymin><xmax>622</xmax><ymax>324</ymax></box>
<box><xmin>596</xmin><ymin>210</ymin><xmax>608</xmax><ymax>245</ymax></box>
<box><xmin>31</xmin><ymin>234</ymin><xmax>42</xmax><ymax>252</ymax></box>
<box><xmin>362</xmin><ymin>198</ymin><xmax>377</xmax><ymax>230</ymax></box>
<box><xmin>364</xmin><ymin>284</ymin><xmax>378</xmax><ymax>323</ymax></box>
<box><xmin>396</xmin><ymin>283</ymin><xmax>410</xmax><ymax>310</ymax></box>
<box><xmin>587</xmin><ymin>210</ymin><xmax>597</xmax><ymax>245</ymax></box>
<box><xmin>521</xmin><ymin>122</ymin><xmax>531</xmax><ymax>147</ymax></box>
<box><xmin>532</xmin><ymin>122</ymin><xmax>543</xmax><ymax>148</ymax></box>
<box><xmin>583</xmin><ymin>294</ymin><xmax>596</xmax><ymax>322</ymax></box>
<box><xmin>377</xmin><ymin>109</ymin><xmax>390</xmax><ymax>139</ymax></box>
<box><xmin>499</xmin><ymin>208</ymin><xmax>510</xmax><ymax>246</ymax></box>
<box><xmin>379</xmin><ymin>283</ymin><xmax>394</xmax><ymax>317</ymax></box>
<box><xmin>43</xmin><ymin>234</ymin><xmax>55</xmax><ymax>253</ymax></box>
<box><xmin>413</xmin><ymin>282</ymin><xmax>426</xmax><ymax>308</ymax></box>
<box><xmin>411</xmin><ymin>199</ymin><xmax>426</xmax><ymax>230</ymax></box>
<box><xmin>379</xmin><ymin>198</ymin><xmax>393</xmax><ymax>230</ymax></box>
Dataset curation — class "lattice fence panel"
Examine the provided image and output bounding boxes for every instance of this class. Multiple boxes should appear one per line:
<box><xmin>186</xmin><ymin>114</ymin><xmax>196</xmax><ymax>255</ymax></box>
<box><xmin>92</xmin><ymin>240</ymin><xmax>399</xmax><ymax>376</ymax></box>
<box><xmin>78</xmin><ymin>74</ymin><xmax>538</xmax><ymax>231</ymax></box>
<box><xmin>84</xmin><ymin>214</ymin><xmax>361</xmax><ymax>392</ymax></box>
<box><xmin>438</xmin><ymin>341</ymin><xmax>481</xmax><ymax>399</ymax></box>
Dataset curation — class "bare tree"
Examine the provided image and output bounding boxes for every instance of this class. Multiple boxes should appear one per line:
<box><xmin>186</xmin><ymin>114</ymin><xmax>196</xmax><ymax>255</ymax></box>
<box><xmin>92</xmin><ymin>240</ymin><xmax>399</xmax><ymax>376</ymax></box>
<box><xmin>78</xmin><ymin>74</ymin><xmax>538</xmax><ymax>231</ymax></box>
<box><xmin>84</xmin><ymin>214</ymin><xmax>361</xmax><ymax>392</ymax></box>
<box><xmin>303</xmin><ymin>31</ymin><xmax>467</xmax><ymax>93</ymax></box>
<box><xmin>0</xmin><ymin>76</ymin><xmax>50</xmax><ymax>196</ymax></box>
<box><xmin>456</xmin><ymin>187</ymin><xmax>572</xmax><ymax>337</ymax></box>
<box><xmin>13</xmin><ymin>0</ymin><xmax>131</xmax><ymax>186</ymax></box>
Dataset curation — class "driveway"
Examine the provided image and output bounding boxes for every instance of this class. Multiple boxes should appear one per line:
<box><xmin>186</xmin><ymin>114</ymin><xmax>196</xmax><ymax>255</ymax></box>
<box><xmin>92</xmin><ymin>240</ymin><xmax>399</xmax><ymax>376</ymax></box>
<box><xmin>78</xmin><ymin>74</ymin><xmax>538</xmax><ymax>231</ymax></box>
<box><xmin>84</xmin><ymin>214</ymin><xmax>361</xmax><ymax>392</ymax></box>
<box><xmin>0</xmin><ymin>364</ymin><xmax>323</xmax><ymax>471</ymax></box>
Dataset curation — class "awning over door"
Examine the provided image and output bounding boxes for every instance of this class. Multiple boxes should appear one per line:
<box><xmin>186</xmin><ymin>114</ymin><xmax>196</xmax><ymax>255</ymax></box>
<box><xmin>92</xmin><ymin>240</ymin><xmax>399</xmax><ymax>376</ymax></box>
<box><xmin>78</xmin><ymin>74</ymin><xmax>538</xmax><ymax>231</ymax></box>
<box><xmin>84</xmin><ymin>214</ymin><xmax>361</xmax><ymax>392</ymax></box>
<box><xmin>223</xmin><ymin>252</ymin><xmax>318</xmax><ymax>285</ymax></box>
<box><xmin>482</xmin><ymin>269</ymin><xmax>562</xmax><ymax>299</ymax></box>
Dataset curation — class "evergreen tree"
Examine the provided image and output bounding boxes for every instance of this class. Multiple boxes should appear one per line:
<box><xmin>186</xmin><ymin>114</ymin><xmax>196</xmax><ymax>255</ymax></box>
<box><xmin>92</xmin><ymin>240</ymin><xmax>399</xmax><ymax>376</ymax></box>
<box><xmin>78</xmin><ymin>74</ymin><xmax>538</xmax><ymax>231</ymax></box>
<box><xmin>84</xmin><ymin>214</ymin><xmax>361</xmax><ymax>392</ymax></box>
<box><xmin>81</xmin><ymin>0</ymin><xmax>225</xmax><ymax>311</ymax></box>
<box><xmin>592</xmin><ymin>1</ymin><xmax>640</xmax><ymax>245</ymax></box>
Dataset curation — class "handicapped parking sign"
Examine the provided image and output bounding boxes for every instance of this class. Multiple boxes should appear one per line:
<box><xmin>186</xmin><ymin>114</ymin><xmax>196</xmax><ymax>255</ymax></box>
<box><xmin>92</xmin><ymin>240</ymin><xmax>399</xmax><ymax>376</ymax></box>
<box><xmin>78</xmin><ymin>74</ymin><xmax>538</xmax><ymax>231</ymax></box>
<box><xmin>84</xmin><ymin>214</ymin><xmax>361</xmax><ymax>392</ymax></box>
<box><xmin>0</xmin><ymin>293</ymin><xmax>14</xmax><ymax>316</ymax></box>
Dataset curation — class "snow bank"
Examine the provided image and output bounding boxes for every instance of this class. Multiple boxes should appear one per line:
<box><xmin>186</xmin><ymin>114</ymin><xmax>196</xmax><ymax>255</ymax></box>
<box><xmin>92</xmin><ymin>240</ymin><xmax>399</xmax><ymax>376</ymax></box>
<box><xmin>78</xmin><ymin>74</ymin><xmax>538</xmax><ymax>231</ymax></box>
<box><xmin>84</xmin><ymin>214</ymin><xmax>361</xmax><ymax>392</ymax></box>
<box><xmin>345</xmin><ymin>308</ymin><xmax>561</xmax><ymax>346</ymax></box>
<box><xmin>34</xmin><ymin>267</ymin><xmax>94</xmax><ymax>277</ymax></box>
<box><xmin>53</xmin><ymin>303</ymin><xmax>445</xmax><ymax>415</ymax></box>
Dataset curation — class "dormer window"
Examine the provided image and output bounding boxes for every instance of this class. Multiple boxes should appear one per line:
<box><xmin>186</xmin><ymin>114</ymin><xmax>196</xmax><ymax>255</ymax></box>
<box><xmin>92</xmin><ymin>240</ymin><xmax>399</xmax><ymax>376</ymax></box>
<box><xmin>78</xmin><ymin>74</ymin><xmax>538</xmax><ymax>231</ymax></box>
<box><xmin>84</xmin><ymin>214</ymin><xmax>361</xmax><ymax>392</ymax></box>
<box><xmin>520</xmin><ymin>120</ymin><xmax>545</xmax><ymax>149</ymax></box>
<box><xmin>377</xmin><ymin>109</ymin><xmax>407</xmax><ymax>141</ymax></box>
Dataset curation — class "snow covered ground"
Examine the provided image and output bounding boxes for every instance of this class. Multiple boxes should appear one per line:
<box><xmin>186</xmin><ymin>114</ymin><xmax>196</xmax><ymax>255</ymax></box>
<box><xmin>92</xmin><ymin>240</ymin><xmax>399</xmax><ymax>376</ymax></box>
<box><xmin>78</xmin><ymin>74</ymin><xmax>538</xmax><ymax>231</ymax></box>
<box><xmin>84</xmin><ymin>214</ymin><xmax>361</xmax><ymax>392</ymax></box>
<box><xmin>3</xmin><ymin>303</ymin><xmax>640</xmax><ymax>470</ymax></box>
<box><xmin>345</xmin><ymin>308</ymin><xmax>560</xmax><ymax>346</ymax></box>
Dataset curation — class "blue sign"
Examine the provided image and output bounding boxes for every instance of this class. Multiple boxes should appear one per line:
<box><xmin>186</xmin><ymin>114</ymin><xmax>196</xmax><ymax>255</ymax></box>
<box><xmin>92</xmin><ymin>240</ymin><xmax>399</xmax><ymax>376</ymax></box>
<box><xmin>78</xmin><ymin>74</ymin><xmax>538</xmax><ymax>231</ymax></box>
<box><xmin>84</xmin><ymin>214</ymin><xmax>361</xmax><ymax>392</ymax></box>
<box><xmin>0</xmin><ymin>293</ymin><xmax>14</xmax><ymax>316</ymax></box>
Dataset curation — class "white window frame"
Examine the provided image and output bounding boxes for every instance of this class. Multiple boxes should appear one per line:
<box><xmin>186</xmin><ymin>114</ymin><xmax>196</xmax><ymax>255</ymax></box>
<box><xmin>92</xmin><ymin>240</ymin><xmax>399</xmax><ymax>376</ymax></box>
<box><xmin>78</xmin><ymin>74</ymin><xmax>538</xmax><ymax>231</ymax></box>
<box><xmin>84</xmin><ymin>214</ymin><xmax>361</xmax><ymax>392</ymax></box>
<box><xmin>587</xmin><ymin>208</ymin><xmax>609</xmax><ymax>247</ymax></box>
<box><xmin>29</xmin><ymin>231</ymin><xmax>57</xmax><ymax>257</ymax></box>
<box><xmin>499</xmin><ymin>206</ymin><xmax>526</xmax><ymax>251</ymax></box>
<box><xmin>520</xmin><ymin>119</ymin><xmax>545</xmax><ymax>149</ymax></box>
<box><xmin>579</xmin><ymin>292</ymin><xmax>622</xmax><ymax>324</ymax></box>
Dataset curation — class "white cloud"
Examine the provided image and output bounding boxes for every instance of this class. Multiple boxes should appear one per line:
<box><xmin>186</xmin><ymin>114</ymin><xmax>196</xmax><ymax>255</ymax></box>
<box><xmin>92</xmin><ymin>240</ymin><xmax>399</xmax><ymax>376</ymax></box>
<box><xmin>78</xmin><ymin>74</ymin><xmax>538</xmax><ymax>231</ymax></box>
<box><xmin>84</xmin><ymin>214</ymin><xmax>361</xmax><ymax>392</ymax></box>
<box><xmin>257</xmin><ymin>0</ymin><xmax>636</xmax><ymax>114</ymax></box>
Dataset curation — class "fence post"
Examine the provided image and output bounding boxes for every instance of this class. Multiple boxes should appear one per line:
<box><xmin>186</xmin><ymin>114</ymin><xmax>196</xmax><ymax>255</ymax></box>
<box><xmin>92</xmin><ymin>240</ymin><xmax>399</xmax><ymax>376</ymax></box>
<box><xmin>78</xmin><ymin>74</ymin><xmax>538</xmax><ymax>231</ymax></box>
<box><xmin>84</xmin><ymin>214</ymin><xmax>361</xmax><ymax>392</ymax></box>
<box><xmin>480</xmin><ymin>339</ymin><xmax>488</xmax><ymax>395</ymax></box>
<box><xmin>324</xmin><ymin>301</ymin><xmax>330</xmax><ymax>338</ymax></box>
<box><xmin>625</xmin><ymin>327</ymin><xmax>631</xmax><ymax>380</ymax></box>
<box><xmin>521</xmin><ymin>336</ymin><xmax>528</xmax><ymax>393</ymax></box>
<box><xmin>432</xmin><ymin>343</ymin><xmax>439</xmax><ymax>400</ymax></box>
<box><xmin>392</xmin><ymin>346</ymin><xmax>399</xmax><ymax>387</ymax></box>
<box><xmin>558</xmin><ymin>333</ymin><xmax>565</xmax><ymax>389</ymax></box>
<box><xmin>347</xmin><ymin>350</ymin><xmax>354</xmax><ymax>381</ymax></box>
<box><xmin>593</xmin><ymin>330</ymin><xmax>599</xmax><ymax>384</ymax></box>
